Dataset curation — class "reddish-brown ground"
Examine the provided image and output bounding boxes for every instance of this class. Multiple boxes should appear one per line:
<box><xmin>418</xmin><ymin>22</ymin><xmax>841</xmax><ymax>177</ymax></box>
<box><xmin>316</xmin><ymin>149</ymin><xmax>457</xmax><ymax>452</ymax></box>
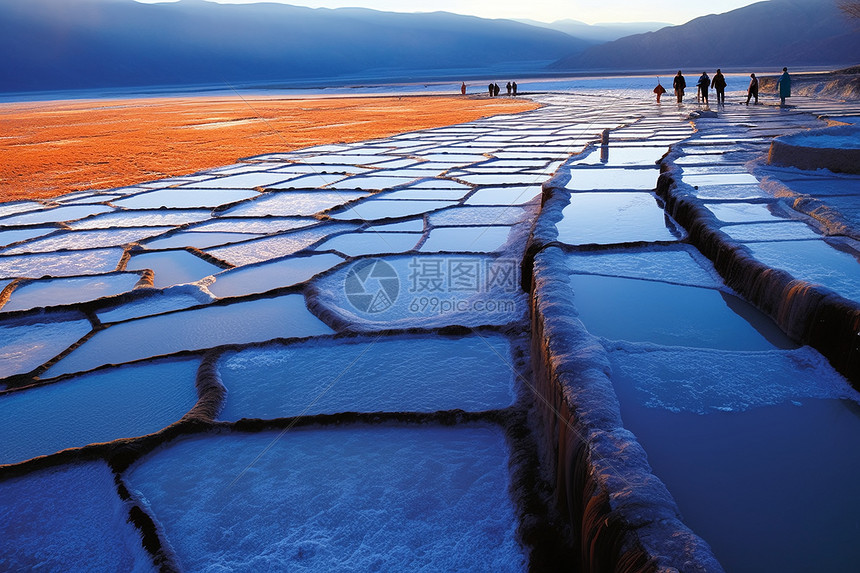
<box><xmin>0</xmin><ymin>95</ymin><xmax>539</xmax><ymax>202</ymax></box>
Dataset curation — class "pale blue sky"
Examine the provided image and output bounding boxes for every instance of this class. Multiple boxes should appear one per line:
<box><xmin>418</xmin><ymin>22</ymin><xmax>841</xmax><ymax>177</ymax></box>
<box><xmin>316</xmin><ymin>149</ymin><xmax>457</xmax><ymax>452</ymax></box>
<box><xmin>133</xmin><ymin>0</ymin><xmax>762</xmax><ymax>25</ymax></box>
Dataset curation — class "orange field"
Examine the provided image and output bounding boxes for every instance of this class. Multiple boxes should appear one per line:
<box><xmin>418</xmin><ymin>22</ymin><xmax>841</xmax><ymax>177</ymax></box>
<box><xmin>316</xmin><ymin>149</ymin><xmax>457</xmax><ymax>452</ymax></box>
<box><xmin>0</xmin><ymin>95</ymin><xmax>539</xmax><ymax>202</ymax></box>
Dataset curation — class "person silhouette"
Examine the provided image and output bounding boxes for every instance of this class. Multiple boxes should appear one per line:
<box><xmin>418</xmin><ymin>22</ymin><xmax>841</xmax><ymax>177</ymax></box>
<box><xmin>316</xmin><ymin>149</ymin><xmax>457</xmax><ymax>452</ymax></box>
<box><xmin>673</xmin><ymin>71</ymin><xmax>686</xmax><ymax>103</ymax></box>
<box><xmin>461</xmin><ymin>82</ymin><xmax>466</xmax><ymax>95</ymax></box>
<box><xmin>746</xmin><ymin>73</ymin><xmax>759</xmax><ymax>105</ymax></box>
<box><xmin>697</xmin><ymin>72</ymin><xmax>711</xmax><ymax>105</ymax></box>
<box><xmin>777</xmin><ymin>67</ymin><xmax>791</xmax><ymax>106</ymax></box>
<box><xmin>512</xmin><ymin>81</ymin><xmax>517</xmax><ymax>96</ymax></box>
<box><xmin>506</xmin><ymin>82</ymin><xmax>512</xmax><ymax>96</ymax></box>
<box><xmin>488</xmin><ymin>83</ymin><xmax>494</xmax><ymax>97</ymax></box>
<box><xmin>711</xmin><ymin>69</ymin><xmax>727</xmax><ymax>105</ymax></box>
<box><xmin>493</xmin><ymin>83</ymin><xmax>500</xmax><ymax>97</ymax></box>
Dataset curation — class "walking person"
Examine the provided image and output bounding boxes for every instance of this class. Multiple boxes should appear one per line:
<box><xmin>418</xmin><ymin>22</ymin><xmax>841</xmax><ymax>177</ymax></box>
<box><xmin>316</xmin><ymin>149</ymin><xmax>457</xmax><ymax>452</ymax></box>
<box><xmin>746</xmin><ymin>73</ymin><xmax>759</xmax><ymax>105</ymax></box>
<box><xmin>654</xmin><ymin>80</ymin><xmax>667</xmax><ymax>103</ymax></box>
<box><xmin>711</xmin><ymin>69</ymin><xmax>727</xmax><ymax>105</ymax></box>
<box><xmin>673</xmin><ymin>71</ymin><xmax>686</xmax><ymax>103</ymax></box>
<box><xmin>461</xmin><ymin>82</ymin><xmax>466</xmax><ymax>95</ymax></box>
<box><xmin>697</xmin><ymin>72</ymin><xmax>711</xmax><ymax>105</ymax></box>
<box><xmin>777</xmin><ymin>67</ymin><xmax>791</xmax><ymax>106</ymax></box>
<box><xmin>506</xmin><ymin>81</ymin><xmax>512</xmax><ymax>96</ymax></box>
<box><xmin>488</xmin><ymin>83</ymin><xmax>494</xmax><ymax>97</ymax></box>
<box><xmin>512</xmin><ymin>81</ymin><xmax>517</xmax><ymax>96</ymax></box>
<box><xmin>493</xmin><ymin>83</ymin><xmax>500</xmax><ymax>97</ymax></box>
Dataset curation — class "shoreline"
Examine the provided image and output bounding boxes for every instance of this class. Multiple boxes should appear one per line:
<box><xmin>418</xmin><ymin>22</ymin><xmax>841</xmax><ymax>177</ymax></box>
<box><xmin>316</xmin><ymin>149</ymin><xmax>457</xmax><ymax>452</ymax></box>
<box><xmin>0</xmin><ymin>94</ymin><xmax>538</xmax><ymax>203</ymax></box>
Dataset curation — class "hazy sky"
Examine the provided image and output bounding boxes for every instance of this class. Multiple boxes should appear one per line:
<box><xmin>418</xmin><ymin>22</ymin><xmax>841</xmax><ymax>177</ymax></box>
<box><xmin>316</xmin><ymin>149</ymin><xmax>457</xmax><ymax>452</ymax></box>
<box><xmin>133</xmin><ymin>0</ymin><xmax>762</xmax><ymax>25</ymax></box>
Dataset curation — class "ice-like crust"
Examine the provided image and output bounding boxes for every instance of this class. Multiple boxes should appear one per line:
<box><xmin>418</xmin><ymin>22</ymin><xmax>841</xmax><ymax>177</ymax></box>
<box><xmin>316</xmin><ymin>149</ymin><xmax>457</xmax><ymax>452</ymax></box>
<box><xmin>44</xmin><ymin>295</ymin><xmax>333</xmax><ymax>377</ymax></box>
<box><xmin>0</xmin><ymin>227</ymin><xmax>55</xmax><ymax>248</ymax></box>
<box><xmin>142</xmin><ymin>231</ymin><xmax>263</xmax><ymax>250</ymax></box>
<box><xmin>0</xmin><ymin>359</ymin><xmax>199</xmax><ymax>465</ymax></box>
<box><xmin>208</xmin><ymin>253</ymin><xmax>345</xmax><ymax>298</ymax></box>
<box><xmin>188</xmin><ymin>217</ymin><xmax>318</xmax><ymax>234</ymax></box>
<box><xmin>217</xmin><ymin>333</ymin><xmax>515</xmax><ymax>420</ymax></box>
<box><xmin>207</xmin><ymin>224</ymin><xmax>357</xmax><ymax>266</ymax></box>
<box><xmin>125</xmin><ymin>250</ymin><xmax>224</xmax><ymax>288</ymax></box>
<box><xmin>745</xmin><ymin>240</ymin><xmax>860</xmax><ymax>302</ymax></box>
<box><xmin>565</xmin><ymin>167</ymin><xmax>659</xmax><ymax>191</ymax></box>
<box><xmin>179</xmin><ymin>172</ymin><xmax>297</xmax><ymax>189</ymax></box>
<box><xmin>0</xmin><ymin>205</ymin><xmax>114</xmax><ymax>226</ymax></box>
<box><xmin>721</xmin><ymin>222</ymin><xmax>822</xmax><ymax>242</ymax></box>
<box><xmin>465</xmin><ymin>185</ymin><xmax>542</xmax><ymax>206</ymax></box>
<box><xmin>97</xmin><ymin>284</ymin><xmax>215</xmax><ymax>323</ymax></box>
<box><xmin>271</xmin><ymin>173</ymin><xmax>348</xmax><ymax>188</ymax></box>
<box><xmin>314</xmin><ymin>232</ymin><xmax>421</xmax><ymax>257</ymax></box>
<box><xmin>113</xmin><ymin>188</ymin><xmax>259</xmax><ymax>209</ymax></box>
<box><xmin>3</xmin><ymin>227</ymin><xmax>174</xmax><ymax>254</ymax></box>
<box><xmin>365</xmin><ymin>219</ymin><xmax>424</xmax><ymax>233</ymax></box>
<box><xmin>68</xmin><ymin>210</ymin><xmax>213</xmax><ymax>230</ymax></box>
<box><xmin>1</xmin><ymin>273</ymin><xmax>141</xmax><ymax>313</ymax></box>
<box><xmin>328</xmin><ymin>199</ymin><xmax>458</xmax><ymax>221</ymax></box>
<box><xmin>557</xmin><ymin>192</ymin><xmax>681</xmax><ymax>246</ymax></box>
<box><xmin>428</xmin><ymin>205</ymin><xmax>533</xmax><ymax>226</ymax></box>
<box><xmin>0</xmin><ymin>248</ymin><xmax>124</xmax><ymax>279</ymax></box>
<box><xmin>125</xmin><ymin>426</ymin><xmax>525</xmax><ymax>572</ymax></box>
<box><xmin>0</xmin><ymin>461</ymin><xmax>155</xmax><ymax>571</ymax></box>
<box><xmin>0</xmin><ymin>201</ymin><xmax>45</xmax><ymax>218</ymax></box>
<box><xmin>221</xmin><ymin>191</ymin><xmax>370</xmax><ymax>217</ymax></box>
<box><xmin>565</xmin><ymin>248</ymin><xmax>723</xmax><ymax>289</ymax></box>
<box><xmin>310</xmin><ymin>254</ymin><xmax>527</xmax><ymax>331</ymax></box>
<box><xmin>607</xmin><ymin>342</ymin><xmax>859</xmax><ymax>414</ymax></box>
<box><xmin>0</xmin><ymin>313</ymin><xmax>92</xmax><ymax>379</ymax></box>
<box><xmin>703</xmin><ymin>203</ymin><xmax>781</xmax><ymax>224</ymax></box>
<box><xmin>421</xmin><ymin>226</ymin><xmax>514</xmax><ymax>253</ymax></box>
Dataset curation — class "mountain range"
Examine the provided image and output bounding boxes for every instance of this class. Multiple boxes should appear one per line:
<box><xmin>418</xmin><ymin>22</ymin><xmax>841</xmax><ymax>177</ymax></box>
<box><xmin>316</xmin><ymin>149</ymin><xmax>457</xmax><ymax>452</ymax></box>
<box><xmin>552</xmin><ymin>0</ymin><xmax>860</xmax><ymax>71</ymax></box>
<box><xmin>1</xmin><ymin>0</ymin><xmax>858</xmax><ymax>94</ymax></box>
<box><xmin>0</xmin><ymin>0</ymin><xmax>588</xmax><ymax>92</ymax></box>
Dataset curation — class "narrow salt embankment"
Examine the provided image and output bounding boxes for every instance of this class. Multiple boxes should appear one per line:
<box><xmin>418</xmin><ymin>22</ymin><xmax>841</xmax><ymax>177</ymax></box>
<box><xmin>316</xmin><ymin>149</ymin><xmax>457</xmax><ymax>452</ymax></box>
<box><xmin>0</xmin><ymin>100</ymin><xmax>606</xmax><ymax>570</ymax></box>
<box><xmin>526</xmin><ymin>93</ymin><xmax>860</xmax><ymax>573</ymax></box>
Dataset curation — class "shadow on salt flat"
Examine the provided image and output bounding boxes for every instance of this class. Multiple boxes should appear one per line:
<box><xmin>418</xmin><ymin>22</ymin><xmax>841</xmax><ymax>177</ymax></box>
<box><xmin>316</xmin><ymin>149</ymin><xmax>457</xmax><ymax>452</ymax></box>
<box><xmin>216</xmin><ymin>333</ymin><xmax>516</xmax><ymax>420</ymax></box>
<box><xmin>0</xmin><ymin>358</ymin><xmax>199</xmax><ymax>465</ymax></box>
<box><xmin>125</xmin><ymin>426</ymin><xmax>525</xmax><ymax>572</ymax></box>
<box><xmin>44</xmin><ymin>294</ymin><xmax>333</xmax><ymax>378</ymax></box>
<box><xmin>0</xmin><ymin>462</ymin><xmax>155</xmax><ymax>571</ymax></box>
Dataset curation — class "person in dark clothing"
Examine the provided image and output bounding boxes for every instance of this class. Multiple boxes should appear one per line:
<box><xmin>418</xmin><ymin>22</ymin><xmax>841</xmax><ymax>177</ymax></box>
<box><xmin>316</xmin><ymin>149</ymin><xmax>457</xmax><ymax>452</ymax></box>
<box><xmin>506</xmin><ymin>81</ymin><xmax>512</xmax><ymax>96</ymax></box>
<box><xmin>461</xmin><ymin>82</ymin><xmax>466</xmax><ymax>95</ymax></box>
<box><xmin>746</xmin><ymin>73</ymin><xmax>759</xmax><ymax>105</ymax></box>
<box><xmin>512</xmin><ymin>81</ymin><xmax>518</xmax><ymax>96</ymax></box>
<box><xmin>673</xmin><ymin>71</ymin><xmax>686</xmax><ymax>103</ymax></box>
<box><xmin>493</xmin><ymin>83</ymin><xmax>500</xmax><ymax>97</ymax></box>
<box><xmin>697</xmin><ymin>72</ymin><xmax>711</xmax><ymax>104</ymax></box>
<box><xmin>488</xmin><ymin>83</ymin><xmax>494</xmax><ymax>97</ymax></box>
<box><xmin>777</xmin><ymin>67</ymin><xmax>791</xmax><ymax>106</ymax></box>
<box><xmin>711</xmin><ymin>69</ymin><xmax>727</xmax><ymax>105</ymax></box>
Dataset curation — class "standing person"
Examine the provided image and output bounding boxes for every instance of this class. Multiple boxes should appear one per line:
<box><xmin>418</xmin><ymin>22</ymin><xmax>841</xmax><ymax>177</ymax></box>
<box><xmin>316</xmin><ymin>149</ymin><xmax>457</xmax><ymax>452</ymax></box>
<box><xmin>461</xmin><ymin>82</ymin><xmax>466</xmax><ymax>95</ymax></box>
<box><xmin>493</xmin><ymin>83</ymin><xmax>500</xmax><ymax>97</ymax></box>
<box><xmin>697</xmin><ymin>72</ymin><xmax>711</xmax><ymax>104</ymax></box>
<box><xmin>673</xmin><ymin>71</ymin><xmax>686</xmax><ymax>103</ymax></box>
<box><xmin>777</xmin><ymin>67</ymin><xmax>791</xmax><ymax>106</ymax></box>
<box><xmin>506</xmin><ymin>81</ymin><xmax>512</xmax><ymax>96</ymax></box>
<box><xmin>512</xmin><ymin>81</ymin><xmax>517</xmax><ymax>96</ymax></box>
<box><xmin>711</xmin><ymin>69</ymin><xmax>727</xmax><ymax>105</ymax></box>
<box><xmin>488</xmin><ymin>83</ymin><xmax>494</xmax><ymax>97</ymax></box>
<box><xmin>654</xmin><ymin>80</ymin><xmax>667</xmax><ymax>103</ymax></box>
<box><xmin>746</xmin><ymin>73</ymin><xmax>759</xmax><ymax>105</ymax></box>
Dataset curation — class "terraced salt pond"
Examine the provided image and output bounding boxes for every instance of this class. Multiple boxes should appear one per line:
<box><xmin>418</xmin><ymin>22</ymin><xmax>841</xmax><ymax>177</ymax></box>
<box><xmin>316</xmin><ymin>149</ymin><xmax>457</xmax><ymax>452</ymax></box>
<box><xmin>2</xmin><ymin>88</ymin><xmax>860</xmax><ymax>571</ymax></box>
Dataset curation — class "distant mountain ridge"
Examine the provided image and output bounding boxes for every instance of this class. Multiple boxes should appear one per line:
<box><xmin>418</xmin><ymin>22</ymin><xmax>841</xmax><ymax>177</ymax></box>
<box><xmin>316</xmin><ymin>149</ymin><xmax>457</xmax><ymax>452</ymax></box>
<box><xmin>0</xmin><ymin>0</ymin><xmax>590</xmax><ymax>92</ymax></box>
<box><xmin>552</xmin><ymin>0</ymin><xmax>860</xmax><ymax>71</ymax></box>
<box><xmin>517</xmin><ymin>19</ymin><xmax>671</xmax><ymax>43</ymax></box>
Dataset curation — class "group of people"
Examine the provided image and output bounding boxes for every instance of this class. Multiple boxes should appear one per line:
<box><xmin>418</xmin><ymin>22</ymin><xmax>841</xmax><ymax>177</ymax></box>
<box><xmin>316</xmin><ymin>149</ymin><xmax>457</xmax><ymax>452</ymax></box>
<box><xmin>656</xmin><ymin>68</ymin><xmax>792</xmax><ymax>106</ymax></box>
<box><xmin>469</xmin><ymin>81</ymin><xmax>517</xmax><ymax>97</ymax></box>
